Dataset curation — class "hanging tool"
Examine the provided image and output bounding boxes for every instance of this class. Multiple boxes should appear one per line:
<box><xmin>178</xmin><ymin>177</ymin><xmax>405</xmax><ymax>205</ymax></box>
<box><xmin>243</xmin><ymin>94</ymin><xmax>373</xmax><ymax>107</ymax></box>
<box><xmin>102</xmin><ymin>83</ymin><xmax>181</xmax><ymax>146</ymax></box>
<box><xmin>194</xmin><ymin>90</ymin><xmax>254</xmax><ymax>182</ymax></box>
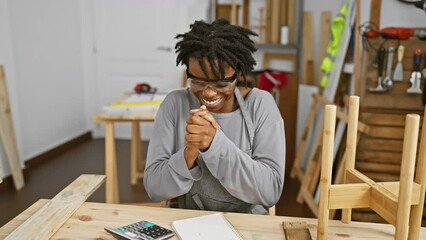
<box><xmin>369</xmin><ymin>47</ymin><xmax>388</xmax><ymax>92</ymax></box>
<box><xmin>407</xmin><ymin>49</ymin><xmax>423</xmax><ymax>94</ymax></box>
<box><xmin>382</xmin><ymin>47</ymin><xmax>395</xmax><ymax>89</ymax></box>
<box><xmin>393</xmin><ymin>45</ymin><xmax>405</xmax><ymax>81</ymax></box>
<box><xmin>364</xmin><ymin>27</ymin><xmax>426</xmax><ymax>40</ymax></box>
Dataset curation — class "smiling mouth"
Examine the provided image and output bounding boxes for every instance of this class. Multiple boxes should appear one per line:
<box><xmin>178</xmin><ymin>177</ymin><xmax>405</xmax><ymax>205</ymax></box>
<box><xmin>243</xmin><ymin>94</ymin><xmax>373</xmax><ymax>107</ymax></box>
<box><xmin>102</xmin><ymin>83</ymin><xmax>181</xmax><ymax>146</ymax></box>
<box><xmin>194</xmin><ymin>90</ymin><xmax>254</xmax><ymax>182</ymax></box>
<box><xmin>202</xmin><ymin>97</ymin><xmax>223</xmax><ymax>107</ymax></box>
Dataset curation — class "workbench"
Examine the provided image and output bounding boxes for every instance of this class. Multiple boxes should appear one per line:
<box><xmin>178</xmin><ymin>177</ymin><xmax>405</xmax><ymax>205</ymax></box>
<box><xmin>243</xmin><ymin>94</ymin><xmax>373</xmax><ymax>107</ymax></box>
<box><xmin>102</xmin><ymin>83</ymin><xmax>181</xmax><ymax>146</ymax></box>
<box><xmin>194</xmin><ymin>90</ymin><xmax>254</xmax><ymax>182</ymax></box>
<box><xmin>2</xmin><ymin>199</ymin><xmax>425</xmax><ymax>239</ymax></box>
<box><xmin>94</xmin><ymin>113</ymin><xmax>156</xmax><ymax>204</ymax></box>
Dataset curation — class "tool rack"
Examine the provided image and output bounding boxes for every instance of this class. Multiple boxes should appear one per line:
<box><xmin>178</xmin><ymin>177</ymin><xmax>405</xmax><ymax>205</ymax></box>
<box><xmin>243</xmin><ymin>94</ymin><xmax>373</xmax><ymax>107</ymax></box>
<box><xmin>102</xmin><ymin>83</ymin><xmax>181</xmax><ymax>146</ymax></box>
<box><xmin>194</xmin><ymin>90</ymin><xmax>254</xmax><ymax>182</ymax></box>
<box><xmin>357</xmin><ymin>37</ymin><xmax>426</xmax><ymax>225</ymax></box>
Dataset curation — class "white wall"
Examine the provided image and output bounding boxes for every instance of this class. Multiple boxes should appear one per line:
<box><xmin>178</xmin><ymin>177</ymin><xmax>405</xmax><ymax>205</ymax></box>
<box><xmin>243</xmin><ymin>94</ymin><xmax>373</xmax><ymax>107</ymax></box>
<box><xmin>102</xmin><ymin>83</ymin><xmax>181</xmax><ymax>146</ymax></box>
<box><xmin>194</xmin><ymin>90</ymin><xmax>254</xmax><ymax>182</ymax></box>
<box><xmin>0</xmin><ymin>0</ymin><xmax>21</xmax><ymax>177</ymax></box>
<box><xmin>0</xmin><ymin>0</ymin><xmax>89</xmax><ymax>178</ymax></box>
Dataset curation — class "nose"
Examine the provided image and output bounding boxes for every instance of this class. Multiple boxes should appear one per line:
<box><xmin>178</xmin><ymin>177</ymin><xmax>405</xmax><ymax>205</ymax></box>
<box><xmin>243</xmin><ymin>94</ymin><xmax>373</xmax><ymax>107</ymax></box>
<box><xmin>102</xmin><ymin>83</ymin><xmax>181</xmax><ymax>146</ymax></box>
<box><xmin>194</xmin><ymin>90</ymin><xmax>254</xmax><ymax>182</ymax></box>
<box><xmin>202</xmin><ymin>85</ymin><xmax>218</xmax><ymax>97</ymax></box>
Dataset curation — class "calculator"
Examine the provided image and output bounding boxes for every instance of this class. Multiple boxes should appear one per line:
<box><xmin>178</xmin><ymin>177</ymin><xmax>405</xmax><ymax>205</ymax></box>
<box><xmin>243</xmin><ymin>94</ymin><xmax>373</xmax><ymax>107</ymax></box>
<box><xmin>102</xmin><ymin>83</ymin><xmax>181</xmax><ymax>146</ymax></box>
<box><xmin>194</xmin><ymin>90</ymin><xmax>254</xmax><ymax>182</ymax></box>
<box><xmin>104</xmin><ymin>220</ymin><xmax>175</xmax><ymax>240</ymax></box>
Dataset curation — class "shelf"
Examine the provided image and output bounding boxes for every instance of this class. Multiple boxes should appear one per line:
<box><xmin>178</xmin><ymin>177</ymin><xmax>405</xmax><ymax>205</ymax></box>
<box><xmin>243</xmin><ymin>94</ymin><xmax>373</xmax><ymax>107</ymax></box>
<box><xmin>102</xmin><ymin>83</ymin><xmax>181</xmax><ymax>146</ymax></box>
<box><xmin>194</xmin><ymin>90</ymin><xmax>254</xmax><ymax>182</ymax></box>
<box><xmin>255</xmin><ymin>43</ymin><xmax>299</xmax><ymax>51</ymax></box>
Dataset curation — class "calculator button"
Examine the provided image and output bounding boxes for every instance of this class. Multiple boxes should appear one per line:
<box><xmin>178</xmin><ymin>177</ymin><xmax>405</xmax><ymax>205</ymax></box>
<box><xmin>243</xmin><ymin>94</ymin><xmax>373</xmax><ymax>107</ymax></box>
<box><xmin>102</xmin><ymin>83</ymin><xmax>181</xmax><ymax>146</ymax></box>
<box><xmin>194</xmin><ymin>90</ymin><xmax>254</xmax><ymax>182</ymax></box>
<box><xmin>118</xmin><ymin>227</ymin><xmax>125</xmax><ymax>232</ymax></box>
<box><xmin>144</xmin><ymin>222</ymin><xmax>155</xmax><ymax>228</ymax></box>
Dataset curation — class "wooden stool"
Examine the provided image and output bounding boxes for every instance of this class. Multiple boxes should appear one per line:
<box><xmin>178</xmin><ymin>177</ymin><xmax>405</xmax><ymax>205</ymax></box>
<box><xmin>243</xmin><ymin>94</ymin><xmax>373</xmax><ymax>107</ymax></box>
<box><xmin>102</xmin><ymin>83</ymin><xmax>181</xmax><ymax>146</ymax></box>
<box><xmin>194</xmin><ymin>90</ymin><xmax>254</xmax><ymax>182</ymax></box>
<box><xmin>295</xmin><ymin>94</ymin><xmax>370</xmax><ymax>217</ymax></box>
<box><xmin>317</xmin><ymin>96</ymin><xmax>426</xmax><ymax>240</ymax></box>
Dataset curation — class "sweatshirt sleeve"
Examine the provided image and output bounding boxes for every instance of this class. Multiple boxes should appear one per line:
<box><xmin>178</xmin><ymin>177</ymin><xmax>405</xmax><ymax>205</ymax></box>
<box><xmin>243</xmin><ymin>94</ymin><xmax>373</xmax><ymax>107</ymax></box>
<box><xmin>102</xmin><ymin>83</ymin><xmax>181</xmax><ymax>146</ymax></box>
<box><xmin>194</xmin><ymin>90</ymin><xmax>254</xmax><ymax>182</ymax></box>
<box><xmin>143</xmin><ymin>93</ymin><xmax>202</xmax><ymax>201</ymax></box>
<box><xmin>200</xmin><ymin>93</ymin><xmax>285</xmax><ymax>207</ymax></box>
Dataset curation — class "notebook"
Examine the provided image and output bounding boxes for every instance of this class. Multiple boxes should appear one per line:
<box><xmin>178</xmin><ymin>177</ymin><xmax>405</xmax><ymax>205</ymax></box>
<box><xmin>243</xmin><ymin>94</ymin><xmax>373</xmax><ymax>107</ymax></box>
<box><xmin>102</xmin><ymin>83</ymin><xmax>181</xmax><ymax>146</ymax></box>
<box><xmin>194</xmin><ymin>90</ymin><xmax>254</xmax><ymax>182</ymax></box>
<box><xmin>171</xmin><ymin>212</ymin><xmax>244</xmax><ymax>240</ymax></box>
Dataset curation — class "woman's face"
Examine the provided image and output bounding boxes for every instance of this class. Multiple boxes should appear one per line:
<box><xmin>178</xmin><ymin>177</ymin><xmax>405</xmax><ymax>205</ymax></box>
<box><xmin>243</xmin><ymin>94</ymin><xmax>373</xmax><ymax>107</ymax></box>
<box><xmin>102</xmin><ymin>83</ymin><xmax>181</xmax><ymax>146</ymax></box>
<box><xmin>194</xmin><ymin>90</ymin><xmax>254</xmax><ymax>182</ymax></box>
<box><xmin>187</xmin><ymin>57</ymin><xmax>237</xmax><ymax>113</ymax></box>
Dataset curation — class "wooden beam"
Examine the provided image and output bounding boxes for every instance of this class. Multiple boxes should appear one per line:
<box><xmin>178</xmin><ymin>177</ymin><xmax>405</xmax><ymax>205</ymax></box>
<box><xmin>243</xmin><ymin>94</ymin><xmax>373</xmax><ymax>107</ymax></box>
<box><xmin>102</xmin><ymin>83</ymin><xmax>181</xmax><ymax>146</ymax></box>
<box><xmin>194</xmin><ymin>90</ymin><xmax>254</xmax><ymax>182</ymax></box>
<box><xmin>105</xmin><ymin>122</ymin><xmax>120</xmax><ymax>204</ymax></box>
<box><xmin>329</xmin><ymin>183</ymin><xmax>371</xmax><ymax>209</ymax></box>
<box><xmin>409</xmin><ymin>106</ymin><xmax>426</xmax><ymax>240</ymax></box>
<box><xmin>230</xmin><ymin>0</ymin><xmax>238</xmax><ymax>25</ymax></box>
<box><xmin>395</xmin><ymin>114</ymin><xmax>419</xmax><ymax>240</ymax></box>
<box><xmin>5</xmin><ymin>174</ymin><xmax>106</xmax><ymax>240</ymax></box>
<box><xmin>265</xmin><ymin>0</ymin><xmax>272</xmax><ymax>43</ymax></box>
<box><xmin>317</xmin><ymin>105</ymin><xmax>336</xmax><ymax>240</ymax></box>
<box><xmin>270</xmin><ymin>0</ymin><xmax>280</xmax><ymax>44</ymax></box>
<box><xmin>242</xmin><ymin>0</ymin><xmax>249</xmax><ymax>27</ymax></box>
<box><xmin>287</xmin><ymin>0</ymin><xmax>296</xmax><ymax>44</ymax></box>
<box><xmin>319</xmin><ymin>11</ymin><xmax>331</xmax><ymax>84</ymax></box>
<box><xmin>302</xmin><ymin>11</ymin><xmax>314</xmax><ymax>84</ymax></box>
<box><xmin>353</xmin><ymin>0</ymin><xmax>361</xmax><ymax>95</ymax></box>
<box><xmin>131</xmin><ymin>122</ymin><xmax>142</xmax><ymax>185</ymax></box>
<box><xmin>370</xmin><ymin>186</ymin><xmax>398</xmax><ymax>226</ymax></box>
<box><xmin>0</xmin><ymin>66</ymin><xmax>24</xmax><ymax>190</ymax></box>
<box><xmin>291</xmin><ymin>96</ymin><xmax>318</xmax><ymax>179</ymax></box>
<box><xmin>0</xmin><ymin>154</ymin><xmax>3</xmax><ymax>184</ymax></box>
<box><xmin>370</xmin><ymin>0</ymin><xmax>382</xmax><ymax>28</ymax></box>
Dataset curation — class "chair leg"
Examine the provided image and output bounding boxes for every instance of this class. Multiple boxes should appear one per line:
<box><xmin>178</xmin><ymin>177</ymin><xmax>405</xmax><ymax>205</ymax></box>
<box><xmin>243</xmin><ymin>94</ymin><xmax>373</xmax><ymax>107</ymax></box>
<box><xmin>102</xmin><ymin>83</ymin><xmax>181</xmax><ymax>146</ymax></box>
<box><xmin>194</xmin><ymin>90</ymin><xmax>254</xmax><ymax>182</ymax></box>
<box><xmin>341</xmin><ymin>96</ymin><xmax>360</xmax><ymax>224</ymax></box>
<box><xmin>409</xmin><ymin>107</ymin><xmax>426</xmax><ymax>240</ymax></box>
<box><xmin>317</xmin><ymin>105</ymin><xmax>336</xmax><ymax>240</ymax></box>
<box><xmin>395</xmin><ymin>114</ymin><xmax>420</xmax><ymax>240</ymax></box>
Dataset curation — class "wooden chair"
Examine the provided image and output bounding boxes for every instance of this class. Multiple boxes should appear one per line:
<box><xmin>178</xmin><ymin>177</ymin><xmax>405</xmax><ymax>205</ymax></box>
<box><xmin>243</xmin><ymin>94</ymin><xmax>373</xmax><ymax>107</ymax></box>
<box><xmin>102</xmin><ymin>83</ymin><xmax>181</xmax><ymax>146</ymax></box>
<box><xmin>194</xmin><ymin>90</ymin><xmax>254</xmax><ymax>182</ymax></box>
<box><xmin>317</xmin><ymin>96</ymin><xmax>426</xmax><ymax>240</ymax></box>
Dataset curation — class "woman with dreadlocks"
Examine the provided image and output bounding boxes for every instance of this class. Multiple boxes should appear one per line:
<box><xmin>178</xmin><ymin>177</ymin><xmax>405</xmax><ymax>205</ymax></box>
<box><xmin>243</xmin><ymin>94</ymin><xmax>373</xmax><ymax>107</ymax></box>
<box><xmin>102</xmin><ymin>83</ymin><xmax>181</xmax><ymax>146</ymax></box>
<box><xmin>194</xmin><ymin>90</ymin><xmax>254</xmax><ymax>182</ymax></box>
<box><xmin>143</xmin><ymin>19</ymin><xmax>285</xmax><ymax>214</ymax></box>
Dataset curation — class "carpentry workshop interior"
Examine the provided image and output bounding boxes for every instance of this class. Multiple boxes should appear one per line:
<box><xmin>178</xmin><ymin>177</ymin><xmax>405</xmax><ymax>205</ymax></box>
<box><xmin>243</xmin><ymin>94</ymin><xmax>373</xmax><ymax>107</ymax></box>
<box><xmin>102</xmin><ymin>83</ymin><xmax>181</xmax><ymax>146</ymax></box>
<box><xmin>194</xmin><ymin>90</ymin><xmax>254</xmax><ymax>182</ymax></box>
<box><xmin>1</xmin><ymin>0</ymin><xmax>426</xmax><ymax>239</ymax></box>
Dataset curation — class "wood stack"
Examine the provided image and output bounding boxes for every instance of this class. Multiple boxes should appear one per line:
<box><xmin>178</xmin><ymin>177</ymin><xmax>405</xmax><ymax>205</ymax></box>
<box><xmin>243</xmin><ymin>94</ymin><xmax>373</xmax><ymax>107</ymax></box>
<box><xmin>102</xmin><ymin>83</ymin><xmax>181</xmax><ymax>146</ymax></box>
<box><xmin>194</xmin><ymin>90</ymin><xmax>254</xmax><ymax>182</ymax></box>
<box><xmin>0</xmin><ymin>66</ymin><xmax>25</xmax><ymax>190</ymax></box>
<box><xmin>358</xmin><ymin>37</ymin><xmax>426</xmax><ymax>226</ymax></box>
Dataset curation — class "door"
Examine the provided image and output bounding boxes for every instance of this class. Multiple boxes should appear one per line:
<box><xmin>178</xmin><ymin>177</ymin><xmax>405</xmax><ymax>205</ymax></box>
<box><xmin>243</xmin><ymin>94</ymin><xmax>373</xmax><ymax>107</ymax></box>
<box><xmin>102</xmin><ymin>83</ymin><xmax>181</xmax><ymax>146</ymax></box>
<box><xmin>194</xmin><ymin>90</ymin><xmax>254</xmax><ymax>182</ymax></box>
<box><xmin>92</xmin><ymin>0</ymin><xmax>209</xmax><ymax>139</ymax></box>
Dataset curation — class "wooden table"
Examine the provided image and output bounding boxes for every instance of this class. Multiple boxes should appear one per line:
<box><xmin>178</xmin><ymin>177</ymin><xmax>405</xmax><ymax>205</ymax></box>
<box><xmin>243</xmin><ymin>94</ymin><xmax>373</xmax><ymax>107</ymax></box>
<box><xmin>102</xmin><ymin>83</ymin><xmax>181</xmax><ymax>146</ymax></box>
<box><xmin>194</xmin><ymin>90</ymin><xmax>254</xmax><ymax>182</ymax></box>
<box><xmin>94</xmin><ymin>113</ymin><xmax>156</xmax><ymax>204</ymax></box>
<box><xmin>1</xmin><ymin>199</ymin><xmax>425</xmax><ymax>239</ymax></box>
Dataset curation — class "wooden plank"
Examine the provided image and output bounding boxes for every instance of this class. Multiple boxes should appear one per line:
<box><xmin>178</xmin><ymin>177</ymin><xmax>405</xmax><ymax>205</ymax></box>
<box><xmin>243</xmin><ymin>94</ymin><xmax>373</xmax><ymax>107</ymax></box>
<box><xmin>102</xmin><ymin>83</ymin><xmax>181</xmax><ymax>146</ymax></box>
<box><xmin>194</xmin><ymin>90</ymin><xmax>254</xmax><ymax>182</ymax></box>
<box><xmin>5</xmin><ymin>174</ymin><xmax>106</xmax><ymax>240</ymax></box>
<box><xmin>370</xmin><ymin>187</ymin><xmax>397</xmax><ymax>226</ymax></box>
<box><xmin>265</xmin><ymin>0</ymin><xmax>272</xmax><ymax>43</ymax></box>
<box><xmin>230</xmin><ymin>0</ymin><xmax>238</xmax><ymax>25</ymax></box>
<box><xmin>356</xmin><ymin>162</ymin><xmax>401</xmax><ymax>174</ymax></box>
<box><xmin>287</xmin><ymin>0</ymin><xmax>296</xmax><ymax>44</ymax></box>
<box><xmin>356</xmin><ymin>151</ymin><xmax>402</xmax><ymax>164</ymax></box>
<box><xmin>329</xmin><ymin>183</ymin><xmax>371</xmax><ymax>209</ymax></box>
<box><xmin>279</xmin><ymin>0</ymin><xmax>288</xmax><ymax>27</ymax></box>
<box><xmin>358</xmin><ymin>138</ymin><xmax>403</xmax><ymax>152</ymax></box>
<box><xmin>361</xmin><ymin>112</ymin><xmax>409</xmax><ymax>126</ymax></box>
<box><xmin>302</xmin><ymin>11</ymin><xmax>314</xmax><ymax>85</ymax></box>
<box><xmin>317</xmin><ymin>105</ymin><xmax>336</xmax><ymax>240</ymax></box>
<box><xmin>319</xmin><ymin>11</ymin><xmax>332</xmax><ymax>84</ymax></box>
<box><xmin>283</xmin><ymin>221</ymin><xmax>313</xmax><ymax>240</ymax></box>
<box><xmin>353</xmin><ymin>0</ymin><xmax>361</xmax><ymax>95</ymax></box>
<box><xmin>395</xmin><ymin>114</ymin><xmax>419</xmax><ymax>239</ymax></box>
<box><xmin>0</xmin><ymin>66</ymin><xmax>24</xmax><ymax>190</ymax></box>
<box><xmin>105</xmin><ymin>122</ymin><xmax>119</xmax><ymax>204</ymax></box>
<box><xmin>409</xmin><ymin>107</ymin><xmax>426</xmax><ymax>240</ymax></box>
<box><xmin>270</xmin><ymin>0</ymin><xmax>280</xmax><ymax>44</ymax></box>
<box><xmin>368</xmin><ymin>126</ymin><xmax>404</xmax><ymax>139</ymax></box>
<box><xmin>131</xmin><ymin>122</ymin><xmax>142</xmax><ymax>185</ymax></box>
<box><xmin>370</xmin><ymin>0</ymin><xmax>382</xmax><ymax>28</ymax></box>
<box><xmin>242</xmin><ymin>0</ymin><xmax>249</xmax><ymax>27</ymax></box>
<box><xmin>0</xmin><ymin>161</ymin><xmax>2</xmax><ymax>183</ymax></box>
<box><xmin>291</xmin><ymin>97</ymin><xmax>318</xmax><ymax>179</ymax></box>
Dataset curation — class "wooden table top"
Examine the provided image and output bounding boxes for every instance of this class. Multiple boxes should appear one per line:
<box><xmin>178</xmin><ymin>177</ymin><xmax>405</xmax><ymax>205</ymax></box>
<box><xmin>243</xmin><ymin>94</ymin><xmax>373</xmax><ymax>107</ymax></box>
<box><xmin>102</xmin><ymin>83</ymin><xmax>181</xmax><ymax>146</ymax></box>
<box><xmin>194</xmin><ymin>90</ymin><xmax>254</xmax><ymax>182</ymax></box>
<box><xmin>1</xmin><ymin>199</ymin><xmax>424</xmax><ymax>239</ymax></box>
<box><xmin>93</xmin><ymin>113</ymin><xmax>156</xmax><ymax>123</ymax></box>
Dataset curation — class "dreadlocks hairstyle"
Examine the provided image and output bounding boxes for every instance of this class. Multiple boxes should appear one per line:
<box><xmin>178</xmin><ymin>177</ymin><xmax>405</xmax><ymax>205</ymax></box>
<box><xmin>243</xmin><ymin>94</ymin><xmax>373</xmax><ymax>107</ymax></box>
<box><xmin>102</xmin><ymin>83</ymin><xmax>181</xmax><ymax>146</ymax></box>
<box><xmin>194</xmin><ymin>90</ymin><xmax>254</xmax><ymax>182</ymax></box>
<box><xmin>175</xmin><ymin>19</ymin><xmax>258</xmax><ymax>84</ymax></box>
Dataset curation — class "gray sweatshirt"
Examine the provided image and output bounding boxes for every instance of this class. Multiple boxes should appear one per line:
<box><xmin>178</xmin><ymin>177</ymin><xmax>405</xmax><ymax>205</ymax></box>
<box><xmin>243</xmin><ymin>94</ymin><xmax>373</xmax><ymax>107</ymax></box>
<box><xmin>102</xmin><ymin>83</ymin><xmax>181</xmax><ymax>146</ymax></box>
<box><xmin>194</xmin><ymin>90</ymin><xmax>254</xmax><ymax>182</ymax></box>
<box><xmin>143</xmin><ymin>87</ymin><xmax>285</xmax><ymax>214</ymax></box>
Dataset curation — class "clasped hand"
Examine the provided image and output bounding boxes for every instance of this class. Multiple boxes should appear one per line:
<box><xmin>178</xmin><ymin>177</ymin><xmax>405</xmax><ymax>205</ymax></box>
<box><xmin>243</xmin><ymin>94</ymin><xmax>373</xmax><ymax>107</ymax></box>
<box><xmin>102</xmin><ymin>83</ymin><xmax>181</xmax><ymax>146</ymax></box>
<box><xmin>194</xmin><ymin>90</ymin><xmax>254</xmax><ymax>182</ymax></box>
<box><xmin>184</xmin><ymin>105</ymin><xmax>220</xmax><ymax>168</ymax></box>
